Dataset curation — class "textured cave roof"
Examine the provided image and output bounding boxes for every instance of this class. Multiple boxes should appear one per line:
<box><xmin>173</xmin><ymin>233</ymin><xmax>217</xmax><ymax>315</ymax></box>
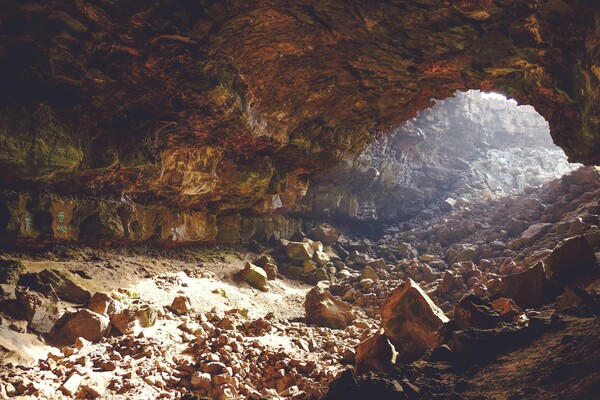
<box><xmin>0</xmin><ymin>0</ymin><xmax>599</xmax><ymax>209</ymax></box>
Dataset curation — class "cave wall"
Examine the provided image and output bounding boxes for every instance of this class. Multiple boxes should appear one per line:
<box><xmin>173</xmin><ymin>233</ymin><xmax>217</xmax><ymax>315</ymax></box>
<box><xmin>0</xmin><ymin>0</ymin><xmax>599</xmax><ymax>242</ymax></box>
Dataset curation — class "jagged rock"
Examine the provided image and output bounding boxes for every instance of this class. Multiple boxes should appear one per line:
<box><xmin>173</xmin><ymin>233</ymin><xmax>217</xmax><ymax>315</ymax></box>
<box><xmin>360</xmin><ymin>266</ymin><xmax>379</xmax><ymax>281</ymax></box>
<box><xmin>169</xmin><ymin>296</ymin><xmax>192</xmax><ymax>315</ymax></box>
<box><xmin>87</xmin><ymin>292</ymin><xmax>119</xmax><ymax>317</ymax></box>
<box><xmin>111</xmin><ymin>309</ymin><xmax>140</xmax><ymax>335</ymax></box>
<box><xmin>381</xmin><ymin>278</ymin><xmax>449</xmax><ymax>362</ymax></box>
<box><xmin>544</xmin><ymin>236</ymin><xmax>597</xmax><ymax>288</ymax></box>
<box><xmin>13</xmin><ymin>287</ymin><xmax>59</xmax><ymax>333</ymax></box>
<box><xmin>60</xmin><ymin>373</ymin><xmax>83</xmax><ymax>396</ymax></box>
<box><xmin>303</xmin><ymin>259</ymin><xmax>317</xmax><ymax>273</ymax></box>
<box><xmin>0</xmin><ymin>259</ymin><xmax>24</xmax><ymax>285</ymax></box>
<box><xmin>454</xmin><ymin>294</ymin><xmax>500</xmax><ymax>329</ymax></box>
<box><xmin>508</xmin><ymin>223</ymin><xmax>552</xmax><ymax>250</ymax></box>
<box><xmin>191</xmin><ymin>371</ymin><xmax>212</xmax><ymax>390</ymax></box>
<box><xmin>438</xmin><ymin>271</ymin><xmax>463</xmax><ymax>295</ymax></box>
<box><xmin>263</xmin><ymin>262</ymin><xmax>278</xmax><ymax>280</ymax></box>
<box><xmin>0</xmin><ymin>284</ymin><xmax>16</xmax><ymax>298</ymax></box>
<box><xmin>255</xmin><ymin>254</ymin><xmax>276</xmax><ymax>268</ymax></box>
<box><xmin>308</xmin><ymin>224</ymin><xmax>340</xmax><ymax>245</ymax></box>
<box><xmin>283</xmin><ymin>241</ymin><xmax>315</xmax><ymax>260</ymax></box>
<box><xmin>492</xmin><ymin>298</ymin><xmax>523</xmax><ymax>322</ymax></box>
<box><xmin>355</xmin><ymin>330</ymin><xmax>397</xmax><ymax>375</ymax></box>
<box><xmin>498</xmin><ymin>262</ymin><xmax>547</xmax><ymax>308</ymax></box>
<box><xmin>305</xmin><ymin>285</ymin><xmax>356</xmax><ymax>329</ymax></box>
<box><xmin>58</xmin><ymin>309</ymin><xmax>110</xmax><ymax>343</ymax></box>
<box><xmin>19</xmin><ymin>269</ymin><xmax>91</xmax><ymax>304</ymax></box>
<box><xmin>314</xmin><ymin>251</ymin><xmax>331</xmax><ymax>267</ymax></box>
<box><xmin>239</xmin><ymin>262</ymin><xmax>268</xmax><ymax>291</ymax></box>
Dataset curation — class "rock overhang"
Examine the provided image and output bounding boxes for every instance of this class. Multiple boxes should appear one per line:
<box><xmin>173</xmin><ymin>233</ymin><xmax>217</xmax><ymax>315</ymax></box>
<box><xmin>0</xmin><ymin>0</ymin><xmax>599</xmax><ymax>215</ymax></box>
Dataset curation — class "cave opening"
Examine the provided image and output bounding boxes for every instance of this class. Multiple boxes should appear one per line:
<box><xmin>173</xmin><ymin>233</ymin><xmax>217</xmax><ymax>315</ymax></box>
<box><xmin>315</xmin><ymin>90</ymin><xmax>582</xmax><ymax>241</ymax></box>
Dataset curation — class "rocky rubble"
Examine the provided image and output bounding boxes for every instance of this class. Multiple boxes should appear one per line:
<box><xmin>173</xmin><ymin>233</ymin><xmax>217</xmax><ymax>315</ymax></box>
<box><xmin>1</xmin><ymin>167</ymin><xmax>600</xmax><ymax>399</ymax></box>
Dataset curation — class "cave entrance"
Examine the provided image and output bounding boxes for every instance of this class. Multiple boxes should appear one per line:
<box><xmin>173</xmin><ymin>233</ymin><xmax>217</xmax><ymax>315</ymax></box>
<box><xmin>313</xmin><ymin>90</ymin><xmax>582</xmax><ymax>234</ymax></box>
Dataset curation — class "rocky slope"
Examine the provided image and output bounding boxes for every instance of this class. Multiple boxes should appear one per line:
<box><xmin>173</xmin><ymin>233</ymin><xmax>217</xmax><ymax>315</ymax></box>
<box><xmin>1</xmin><ymin>167</ymin><xmax>599</xmax><ymax>399</ymax></box>
<box><xmin>1</xmin><ymin>1</ymin><xmax>600</xmax><ymax>219</ymax></box>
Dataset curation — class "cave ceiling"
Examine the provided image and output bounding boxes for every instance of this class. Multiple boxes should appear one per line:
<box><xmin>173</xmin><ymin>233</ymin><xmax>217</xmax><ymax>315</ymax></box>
<box><xmin>0</xmin><ymin>0</ymin><xmax>599</xmax><ymax>212</ymax></box>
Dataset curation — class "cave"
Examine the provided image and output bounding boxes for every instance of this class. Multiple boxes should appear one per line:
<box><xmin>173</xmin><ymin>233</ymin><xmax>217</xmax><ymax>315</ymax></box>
<box><xmin>1</xmin><ymin>1</ymin><xmax>600</xmax><ymax>400</ymax></box>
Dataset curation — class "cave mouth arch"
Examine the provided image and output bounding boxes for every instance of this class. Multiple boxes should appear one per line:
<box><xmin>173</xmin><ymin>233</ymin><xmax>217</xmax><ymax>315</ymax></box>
<box><xmin>309</xmin><ymin>90</ymin><xmax>582</xmax><ymax>228</ymax></box>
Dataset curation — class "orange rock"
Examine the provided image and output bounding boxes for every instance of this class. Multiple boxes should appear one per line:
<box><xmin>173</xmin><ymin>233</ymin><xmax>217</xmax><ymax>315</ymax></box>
<box><xmin>305</xmin><ymin>285</ymin><xmax>356</xmax><ymax>329</ymax></box>
<box><xmin>381</xmin><ymin>278</ymin><xmax>449</xmax><ymax>362</ymax></box>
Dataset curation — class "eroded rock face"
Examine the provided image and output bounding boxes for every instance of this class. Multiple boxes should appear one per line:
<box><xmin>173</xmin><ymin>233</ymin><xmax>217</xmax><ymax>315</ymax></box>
<box><xmin>381</xmin><ymin>278</ymin><xmax>449</xmax><ymax>362</ymax></box>
<box><xmin>0</xmin><ymin>1</ymin><xmax>599</xmax><ymax>224</ymax></box>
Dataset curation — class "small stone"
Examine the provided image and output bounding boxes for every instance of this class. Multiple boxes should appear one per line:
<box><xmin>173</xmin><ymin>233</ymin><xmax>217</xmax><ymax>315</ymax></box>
<box><xmin>60</xmin><ymin>373</ymin><xmax>84</xmax><ymax>396</ymax></box>
<box><xmin>263</xmin><ymin>263</ymin><xmax>278</xmax><ymax>280</ymax></box>
<box><xmin>191</xmin><ymin>372</ymin><xmax>211</xmax><ymax>390</ymax></box>
<box><xmin>169</xmin><ymin>296</ymin><xmax>192</xmax><ymax>315</ymax></box>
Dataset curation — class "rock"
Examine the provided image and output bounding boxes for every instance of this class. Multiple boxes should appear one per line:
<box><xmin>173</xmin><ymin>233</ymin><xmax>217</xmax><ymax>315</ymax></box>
<box><xmin>491</xmin><ymin>298</ymin><xmax>523</xmax><ymax>321</ymax></box>
<box><xmin>454</xmin><ymin>294</ymin><xmax>500</xmax><ymax>329</ymax></box>
<box><xmin>137</xmin><ymin>305</ymin><xmax>157</xmax><ymax>327</ymax></box>
<box><xmin>302</xmin><ymin>259</ymin><xmax>317</xmax><ymax>273</ymax></box>
<box><xmin>305</xmin><ymin>285</ymin><xmax>356</xmax><ymax>329</ymax></box>
<box><xmin>313</xmin><ymin>251</ymin><xmax>331</xmax><ymax>266</ymax></box>
<box><xmin>169</xmin><ymin>296</ymin><xmax>192</xmax><ymax>315</ymax></box>
<box><xmin>381</xmin><ymin>278</ymin><xmax>449</xmax><ymax>362</ymax></box>
<box><xmin>283</xmin><ymin>241</ymin><xmax>315</xmax><ymax>260</ymax></box>
<box><xmin>570</xmin><ymin>167</ymin><xmax>598</xmax><ymax>185</ymax></box>
<box><xmin>360</xmin><ymin>266</ymin><xmax>379</xmax><ymax>281</ymax></box>
<box><xmin>58</xmin><ymin>309</ymin><xmax>110</xmax><ymax>343</ymax></box>
<box><xmin>263</xmin><ymin>262</ymin><xmax>278</xmax><ymax>280</ymax></box>
<box><xmin>366</xmin><ymin>258</ymin><xmax>387</xmax><ymax>270</ymax></box>
<box><xmin>438</xmin><ymin>271</ymin><xmax>463</xmax><ymax>295</ymax></box>
<box><xmin>239</xmin><ymin>262</ymin><xmax>268</xmax><ymax>291</ymax></box>
<box><xmin>0</xmin><ymin>283</ymin><xmax>16</xmax><ymax>298</ymax></box>
<box><xmin>508</xmin><ymin>223</ymin><xmax>552</xmax><ymax>250</ymax></box>
<box><xmin>87</xmin><ymin>292</ymin><xmax>118</xmax><ymax>316</ymax></box>
<box><xmin>504</xmin><ymin>218</ymin><xmax>525</xmax><ymax>237</ymax></box>
<box><xmin>498</xmin><ymin>262</ymin><xmax>547</xmax><ymax>308</ymax></box>
<box><xmin>60</xmin><ymin>373</ymin><xmax>84</xmax><ymax>396</ymax></box>
<box><xmin>191</xmin><ymin>372</ymin><xmax>212</xmax><ymax>390</ymax></box>
<box><xmin>255</xmin><ymin>254</ymin><xmax>276</xmax><ymax>268</ymax></box>
<box><xmin>14</xmin><ymin>287</ymin><xmax>59</xmax><ymax>333</ymax></box>
<box><xmin>19</xmin><ymin>269</ymin><xmax>91</xmax><ymax>304</ymax></box>
<box><xmin>308</xmin><ymin>224</ymin><xmax>340</xmax><ymax>245</ymax></box>
<box><xmin>428</xmin><ymin>344</ymin><xmax>455</xmax><ymax>363</ymax></box>
<box><xmin>453</xmin><ymin>246</ymin><xmax>477</xmax><ymax>263</ymax></box>
<box><xmin>544</xmin><ymin>236</ymin><xmax>597</xmax><ymax>288</ymax></box>
<box><xmin>0</xmin><ymin>259</ymin><xmax>24</xmax><ymax>285</ymax></box>
<box><xmin>441</xmin><ymin>197</ymin><xmax>456</xmax><ymax>211</ymax></box>
<box><xmin>111</xmin><ymin>309</ymin><xmax>140</xmax><ymax>335</ymax></box>
<box><xmin>355</xmin><ymin>331</ymin><xmax>397</xmax><ymax>375</ymax></box>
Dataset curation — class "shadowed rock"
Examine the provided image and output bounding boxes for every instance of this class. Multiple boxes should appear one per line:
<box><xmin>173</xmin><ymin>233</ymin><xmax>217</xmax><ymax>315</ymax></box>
<box><xmin>381</xmin><ymin>278</ymin><xmax>449</xmax><ymax>362</ymax></box>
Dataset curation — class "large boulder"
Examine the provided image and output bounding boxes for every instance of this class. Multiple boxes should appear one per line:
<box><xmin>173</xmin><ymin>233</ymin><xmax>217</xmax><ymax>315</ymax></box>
<box><xmin>308</xmin><ymin>224</ymin><xmax>341</xmax><ymax>245</ymax></box>
<box><xmin>57</xmin><ymin>309</ymin><xmax>110</xmax><ymax>343</ymax></box>
<box><xmin>544</xmin><ymin>236</ymin><xmax>597</xmax><ymax>288</ymax></box>
<box><xmin>507</xmin><ymin>223</ymin><xmax>552</xmax><ymax>250</ymax></box>
<box><xmin>355</xmin><ymin>331</ymin><xmax>397</xmax><ymax>375</ymax></box>
<box><xmin>283</xmin><ymin>240</ymin><xmax>315</xmax><ymax>260</ymax></box>
<box><xmin>239</xmin><ymin>262</ymin><xmax>268</xmax><ymax>291</ymax></box>
<box><xmin>497</xmin><ymin>262</ymin><xmax>547</xmax><ymax>308</ymax></box>
<box><xmin>381</xmin><ymin>278</ymin><xmax>449</xmax><ymax>362</ymax></box>
<box><xmin>19</xmin><ymin>269</ymin><xmax>91</xmax><ymax>304</ymax></box>
<box><xmin>305</xmin><ymin>285</ymin><xmax>356</xmax><ymax>329</ymax></box>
